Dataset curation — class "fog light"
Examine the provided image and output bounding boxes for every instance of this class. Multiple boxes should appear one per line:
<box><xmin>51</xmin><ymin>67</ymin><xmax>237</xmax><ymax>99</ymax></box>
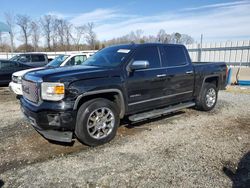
<box><xmin>47</xmin><ymin>114</ymin><xmax>60</xmax><ymax>126</ymax></box>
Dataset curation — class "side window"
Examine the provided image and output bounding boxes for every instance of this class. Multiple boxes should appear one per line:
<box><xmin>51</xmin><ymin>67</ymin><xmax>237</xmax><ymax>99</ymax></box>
<box><xmin>133</xmin><ymin>46</ymin><xmax>161</xmax><ymax>68</ymax></box>
<box><xmin>66</xmin><ymin>55</ymin><xmax>87</xmax><ymax>66</ymax></box>
<box><xmin>74</xmin><ymin>55</ymin><xmax>87</xmax><ymax>65</ymax></box>
<box><xmin>19</xmin><ymin>55</ymin><xmax>31</xmax><ymax>63</ymax></box>
<box><xmin>32</xmin><ymin>55</ymin><xmax>45</xmax><ymax>62</ymax></box>
<box><xmin>163</xmin><ymin>46</ymin><xmax>187</xmax><ymax>67</ymax></box>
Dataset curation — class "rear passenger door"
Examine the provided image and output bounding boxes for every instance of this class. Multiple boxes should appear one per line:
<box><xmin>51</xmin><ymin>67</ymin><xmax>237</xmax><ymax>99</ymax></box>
<box><xmin>126</xmin><ymin>46</ymin><xmax>167</xmax><ymax>113</ymax></box>
<box><xmin>160</xmin><ymin>45</ymin><xmax>194</xmax><ymax>104</ymax></box>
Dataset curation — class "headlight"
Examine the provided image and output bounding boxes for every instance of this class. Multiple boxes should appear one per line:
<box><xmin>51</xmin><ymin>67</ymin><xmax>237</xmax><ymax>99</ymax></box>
<box><xmin>41</xmin><ymin>82</ymin><xmax>65</xmax><ymax>101</ymax></box>
<box><xmin>12</xmin><ymin>75</ymin><xmax>22</xmax><ymax>84</ymax></box>
<box><xmin>17</xmin><ymin>76</ymin><xmax>22</xmax><ymax>84</ymax></box>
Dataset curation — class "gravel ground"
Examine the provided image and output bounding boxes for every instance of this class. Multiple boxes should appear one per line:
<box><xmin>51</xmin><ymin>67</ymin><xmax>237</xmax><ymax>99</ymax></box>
<box><xmin>0</xmin><ymin>87</ymin><xmax>249</xmax><ymax>187</ymax></box>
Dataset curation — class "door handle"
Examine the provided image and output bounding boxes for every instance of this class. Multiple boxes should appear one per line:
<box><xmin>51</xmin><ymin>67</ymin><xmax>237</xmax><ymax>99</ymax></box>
<box><xmin>156</xmin><ymin>74</ymin><xmax>167</xmax><ymax>78</ymax></box>
<box><xmin>186</xmin><ymin>71</ymin><xmax>193</xmax><ymax>74</ymax></box>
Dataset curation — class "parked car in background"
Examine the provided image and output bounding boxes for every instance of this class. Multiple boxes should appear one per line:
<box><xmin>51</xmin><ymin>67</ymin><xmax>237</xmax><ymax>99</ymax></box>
<box><xmin>10</xmin><ymin>53</ymin><xmax>49</xmax><ymax>67</ymax></box>
<box><xmin>9</xmin><ymin>53</ymin><xmax>90</xmax><ymax>96</ymax></box>
<box><xmin>0</xmin><ymin>60</ymin><xmax>32</xmax><ymax>86</ymax></box>
<box><xmin>47</xmin><ymin>53</ymin><xmax>89</xmax><ymax>67</ymax></box>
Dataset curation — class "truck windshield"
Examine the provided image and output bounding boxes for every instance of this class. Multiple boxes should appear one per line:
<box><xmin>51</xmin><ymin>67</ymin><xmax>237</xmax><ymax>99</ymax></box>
<box><xmin>10</xmin><ymin>54</ymin><xmax>30</xmax><ymax>62</ymax></box>
<box><xmin>84</xmin><ymin>46</ymin><xmax>132</xmax><ymax>67</ymax></box>
<box><xmin>10</xmin><ymin>55</ymin><xmax>19</xmax><ymax>61</ymax></box>
<box><xmin>46</xmin><ymin>55</ymin><xmax>69</xmax><ymax>67</ymax></box>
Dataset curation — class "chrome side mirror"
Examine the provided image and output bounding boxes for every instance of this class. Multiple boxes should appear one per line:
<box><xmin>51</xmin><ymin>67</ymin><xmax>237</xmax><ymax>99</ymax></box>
<box><xmin>130</xmin><ymin>60</ymin><xmax>149</xmax><ymax>71</ymax></box>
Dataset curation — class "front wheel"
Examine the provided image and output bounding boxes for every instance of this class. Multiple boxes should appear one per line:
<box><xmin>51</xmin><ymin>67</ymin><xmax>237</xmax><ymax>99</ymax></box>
<box><xmin>196</xmin><ymin>83</ymin><xmax>218</xmax><ymax>111</ymax></box>
<box><xmin>75</xmin><ymin>98</ymin><xmax>120</xmax><ymax>146</ymax></box>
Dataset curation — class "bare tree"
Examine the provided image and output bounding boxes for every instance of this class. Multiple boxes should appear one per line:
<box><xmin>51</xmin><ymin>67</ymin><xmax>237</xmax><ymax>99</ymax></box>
<box><xmin>62</xmin><ymin>20</ymin><xmax>72</xmax><ymax>48</ymax></box>
<box><xmin>179</xmin><ymin>34</ymin><xmax>194</xmax><ymax>45</ymax></box>
<box><xmin>103</xmin><ymin>30</ymin><xmax>194</xmax><ymax>47</ymax></box>
<box><xmin>0</xmin><ymin>32</ymin><xmax>2</xmax><ymax>46</ymax></box>
<box><xmin>85</xmin><ymin>22</ymin><xmax>97</xmax><ymax>49</ymax></box>
<box><xmin>72</xmin><ymin>25</ymin><xmax>86</xmax><ymax>49</ymax></box>
<box><xmin>135</xmin><ymin>29</ymin><xmax>144</xmax><ymax>42</ymax></box>
<box><xmin>54</xmin><ymin>18</ymin><xmax>65</xmax><ymax>46</ymax></box>
<box><xmin>51</xmin><ymin>17</ymin><xmax>59</xmax><ymax>49</ymax></box>
<box><xmin>49</xmin><ymin>18</ymin><xmax>72</xmax><ymax>50</ymax></box>
<box><xmin>30</xmin><ymin>21</ymin><xmax>40</xmax><ymax>51</ymax></box>
<box><xmin>40</xmin><ymin>15</ymin><xmax>54</xmax><ymax>50</ymax></box>
<box><xmin>174</xmin><ymin>32</ymin><xmax>182</xmax><ymax>44</ymax></box>
<box><xmin>157</xmin><ymin>29</ymin><xmax>166</xmax><ymax>43</ymax></box>
<box><xmin>4</xmin><ymin>12</ymin><xmax>15</xmax><ymax>52</ymax></box>
<box><xmin>157</xmin><ymin>29</ymin><xmax>172</xmax><ymax>43</ymax></box>
<box><xmin>16</xmin><ymin>14</ymin><xmax>31</xmax><ymax>51</ymax></box>
<box><xmin>0</xmin><ymin>32</ymin><xmax>3</xmax><ymax>52</ymax></box>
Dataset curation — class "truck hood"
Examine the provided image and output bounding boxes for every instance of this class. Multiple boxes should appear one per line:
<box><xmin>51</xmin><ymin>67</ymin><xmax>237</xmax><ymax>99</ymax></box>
<box><xmin>24</xmin><ymin>65</ymin><xmax>117</xmax><ymax>83</ymax></box>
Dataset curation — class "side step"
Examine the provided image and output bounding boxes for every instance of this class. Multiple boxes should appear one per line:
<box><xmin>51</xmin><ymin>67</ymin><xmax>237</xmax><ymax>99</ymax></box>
<box><xmin>128</xmin><ymin>101</ymin><xmax>195</xmax><ymax>122</ymax></box>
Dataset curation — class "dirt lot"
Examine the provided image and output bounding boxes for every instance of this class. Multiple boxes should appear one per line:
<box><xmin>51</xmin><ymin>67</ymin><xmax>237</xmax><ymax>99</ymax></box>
<box><xmin>0</xmin><ymin>86</ymin><xmax>249</xmax><ymax>187</ymax></box>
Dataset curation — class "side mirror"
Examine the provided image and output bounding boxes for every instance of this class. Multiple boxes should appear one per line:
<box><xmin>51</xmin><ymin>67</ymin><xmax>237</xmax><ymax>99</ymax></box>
<box><xmin>130</xmin><ymin>60</ymin><xmax>149</xmax><ymax>71</ymax></box>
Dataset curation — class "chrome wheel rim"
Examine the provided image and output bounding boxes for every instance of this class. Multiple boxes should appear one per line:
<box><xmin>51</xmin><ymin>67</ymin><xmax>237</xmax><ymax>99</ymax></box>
<box><xmin>87</xmin><ymin>107</ymin><xmax>115</xmax><ymax>139</ymax></box>
<box><xmin>206</xmin><ymin>88</ymin><xmax>216</xmax><ymax>108</ymax></box>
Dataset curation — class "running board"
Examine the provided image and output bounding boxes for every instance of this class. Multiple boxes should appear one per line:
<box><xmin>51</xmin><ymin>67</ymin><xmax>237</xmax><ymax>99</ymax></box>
<box><xmin>128</xmin><ymin>101</ymin><xmax>195</xmax><ymax>122</ymax></box>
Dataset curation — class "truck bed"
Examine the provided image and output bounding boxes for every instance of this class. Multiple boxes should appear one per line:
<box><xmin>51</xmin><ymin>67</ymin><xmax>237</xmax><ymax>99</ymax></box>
<box><xmin>193</xmin><ymin>61</ymin><xmax>227</xmax><ymax>94</ymax></box>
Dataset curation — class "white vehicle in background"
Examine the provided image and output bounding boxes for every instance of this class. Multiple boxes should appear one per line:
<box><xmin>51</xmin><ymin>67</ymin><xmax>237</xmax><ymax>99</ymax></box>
<box><xmin>9</xmin><ymin>53</ymin><xmax>90</xmax><ymax>96</ymax></box>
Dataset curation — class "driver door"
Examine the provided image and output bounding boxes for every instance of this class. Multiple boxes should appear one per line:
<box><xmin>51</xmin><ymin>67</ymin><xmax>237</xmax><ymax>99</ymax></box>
<box><xmin>125</xmin><ymin>46</ymin><xmax>167</xmax><ymax>114</ymax></box>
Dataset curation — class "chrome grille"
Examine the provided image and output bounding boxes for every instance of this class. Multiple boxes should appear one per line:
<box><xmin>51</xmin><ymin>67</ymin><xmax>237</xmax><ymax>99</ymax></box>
<box><xmin>22</xmin><ymin>79</ymin><xmax>39</xmax><ymax>103</ymax></box>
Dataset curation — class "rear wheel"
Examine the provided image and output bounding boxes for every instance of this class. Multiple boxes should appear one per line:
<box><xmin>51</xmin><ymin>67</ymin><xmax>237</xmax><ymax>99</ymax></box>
<box><xmin>196</xmin><ymin>83</ymin><xmax>218</xmax><ymax>111</ymax></box>
<box><xmin>75</xmin><ymin>98</ymin><xmax>120</xmax><ymax>146</ymax></box>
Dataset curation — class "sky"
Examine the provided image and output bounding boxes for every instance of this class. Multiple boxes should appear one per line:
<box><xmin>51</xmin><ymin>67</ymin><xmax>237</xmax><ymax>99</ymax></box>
<box><xmin>1</xmin><ymin>0</ymin><xmax>250</xmax><ymax>43</ymax></box>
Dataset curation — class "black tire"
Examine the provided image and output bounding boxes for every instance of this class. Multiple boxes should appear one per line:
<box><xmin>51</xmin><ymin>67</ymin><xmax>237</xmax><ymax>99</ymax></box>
<box><xmin>196</xmin><ymin>83</ymin><xmax>218</xmax><ymax>111</ymax></box>
<box><xmin>75</xmin><ymin>98</ymin><xmax>120</xmax><ymax>146</ymax></box>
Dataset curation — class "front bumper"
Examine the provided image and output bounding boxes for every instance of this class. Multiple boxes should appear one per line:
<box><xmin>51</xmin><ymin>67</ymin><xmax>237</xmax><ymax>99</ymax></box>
<box><xmin>9</xmin><ymin>81</ymin><xmax>23</xmax><ymax>96</ymax></box>
<box><xmin>21</xmin><ymin>98</ymin><xmax>77</xmax><ymax>143</ymax></box>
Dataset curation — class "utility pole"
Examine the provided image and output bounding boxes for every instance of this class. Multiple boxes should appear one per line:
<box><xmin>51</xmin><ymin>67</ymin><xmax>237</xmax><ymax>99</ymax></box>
<box><xmin>198</xmin><ymin>34</ymin><xmax>203</xmax><ymax>62</ymax></box>
<box><xmin>9</xmin><ymin>31</ymin><xmax>14</xmax><ymax>55</ymax></box>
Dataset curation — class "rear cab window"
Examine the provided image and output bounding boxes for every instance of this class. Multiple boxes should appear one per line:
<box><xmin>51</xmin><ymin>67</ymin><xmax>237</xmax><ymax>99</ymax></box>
<box><xmin>162</xmin><ymin>45</ymin><xmax>188</xmax><ymax>67</ymax></box>
<box><xmin>133</xmin><ymin>46</ymin><xmax>161</xmax><ymax>68</ymax></box>
<box><xmin>31</xmin><ymin>55</ymin><xmax>45</xmax><ymax>62</ymax></box>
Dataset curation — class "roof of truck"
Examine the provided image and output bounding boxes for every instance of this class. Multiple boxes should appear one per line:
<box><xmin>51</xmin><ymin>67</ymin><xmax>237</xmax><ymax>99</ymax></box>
<box><xmin>108</xmin><ymin>43</ymin><xmax>185</xmax><ymax>49</ymax></box>
<box><xmin>18</xmin><ymin>53</ymin><xmax>47</xmax><ymax>55</ymax></box>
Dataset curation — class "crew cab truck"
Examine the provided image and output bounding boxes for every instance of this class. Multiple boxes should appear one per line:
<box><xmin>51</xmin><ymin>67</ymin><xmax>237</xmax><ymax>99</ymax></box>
<box><xmin>20</xmin><ymin>43</ymin><xmax>227</xmax><ymax>146</ymax></box>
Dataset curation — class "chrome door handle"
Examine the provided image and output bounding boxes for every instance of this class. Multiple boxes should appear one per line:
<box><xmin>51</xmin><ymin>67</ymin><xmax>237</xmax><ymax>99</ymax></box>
<box><xmin>156</xmin><ymin>74</ymin><xmax>167</xmax><ymax>78</ymax></box>
<box><xmin>186</xmin><ymin>71</ymin><xmax>193</xmax><ymax>74</ymax></box>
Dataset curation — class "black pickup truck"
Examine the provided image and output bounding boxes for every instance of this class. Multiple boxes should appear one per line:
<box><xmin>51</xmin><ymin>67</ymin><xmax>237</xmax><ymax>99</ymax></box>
<box><xmin>20</xmin><ymin>43</ymin><xmax>227</xmax><ymax>146</ymax></box>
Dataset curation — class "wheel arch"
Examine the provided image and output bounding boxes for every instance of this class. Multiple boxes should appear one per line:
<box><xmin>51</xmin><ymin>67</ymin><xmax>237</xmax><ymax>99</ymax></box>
<box><xmin>202</xmin><ymin>75</ymin><xmax>220</xmax><ymax>89</ymax></box>
<box><xmin>74</xmin><ymin>89</ymin><xmax>125</xmax><ymax>118</ymax></box>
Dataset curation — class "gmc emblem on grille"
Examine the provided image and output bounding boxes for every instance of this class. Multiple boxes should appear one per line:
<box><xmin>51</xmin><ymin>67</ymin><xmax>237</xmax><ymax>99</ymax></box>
<box><xmin>23</xmin><ymin>86</ymin><xmax>30</xmax><ymax>94</ymax></box>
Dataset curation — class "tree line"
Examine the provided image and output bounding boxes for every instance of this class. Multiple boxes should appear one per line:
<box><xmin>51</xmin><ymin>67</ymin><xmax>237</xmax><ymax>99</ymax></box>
<box><xmin>0</xmin><ymin>13</ymin><xmax>194</xmax><ymax>52</ymax></box>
